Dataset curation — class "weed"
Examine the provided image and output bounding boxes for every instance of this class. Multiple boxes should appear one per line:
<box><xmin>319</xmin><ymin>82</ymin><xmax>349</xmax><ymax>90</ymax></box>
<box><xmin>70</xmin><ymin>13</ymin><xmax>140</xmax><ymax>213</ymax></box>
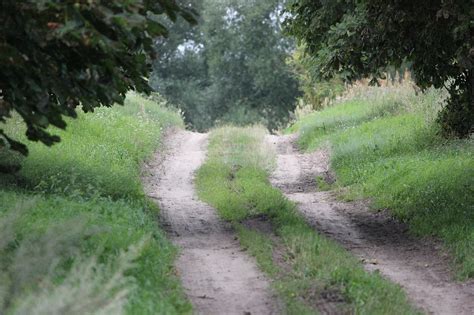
<box><xmin>315</xmin><ymin>175</ymin><xmax>334</xmax><ymax>191</ymax></box>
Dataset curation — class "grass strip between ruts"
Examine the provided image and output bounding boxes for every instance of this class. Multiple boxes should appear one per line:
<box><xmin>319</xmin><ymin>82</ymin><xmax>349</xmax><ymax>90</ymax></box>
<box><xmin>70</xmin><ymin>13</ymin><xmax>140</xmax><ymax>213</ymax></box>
<box><xmin>196</xmin><ymin>125</ymin><xmax>419</xmax><ymax>315</ymax></box>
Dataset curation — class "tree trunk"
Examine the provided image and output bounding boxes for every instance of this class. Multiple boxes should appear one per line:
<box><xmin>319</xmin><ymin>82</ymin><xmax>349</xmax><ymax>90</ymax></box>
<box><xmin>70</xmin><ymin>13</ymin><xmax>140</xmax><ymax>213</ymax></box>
<box><xmin>470</xmin><ymin>69</ymin><xmax>474</xmax><ymax>114</ymax></box>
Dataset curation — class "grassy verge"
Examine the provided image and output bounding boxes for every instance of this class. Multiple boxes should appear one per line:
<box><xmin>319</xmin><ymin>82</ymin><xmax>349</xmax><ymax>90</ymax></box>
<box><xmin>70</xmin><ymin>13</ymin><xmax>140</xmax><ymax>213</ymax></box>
<box><xmin>289</xmin><ymin>85</ymin><xmax>474</xmax><ymax>279</ymax></box>
<box><xmin>0</xmin><ymin>93</ymin><xmax>191</xmax><ymax>314</ymax></box>
<box><xmin>196</xmin><ymin>126</ymin><xmax>418</xmax><ymax>315</ymax></box>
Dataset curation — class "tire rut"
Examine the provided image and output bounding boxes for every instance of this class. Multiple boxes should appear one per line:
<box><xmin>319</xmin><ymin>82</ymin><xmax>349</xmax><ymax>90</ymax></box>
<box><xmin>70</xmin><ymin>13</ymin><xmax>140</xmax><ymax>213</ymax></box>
<box><xmin>267</xmin><ymin>134</ymin><xmax>474</xmax><ymax>315</ymax></box>
<box><xmin>144</xmin><ymin>130</ymin><xmax>280</xmax><ymax>315</ymax></box>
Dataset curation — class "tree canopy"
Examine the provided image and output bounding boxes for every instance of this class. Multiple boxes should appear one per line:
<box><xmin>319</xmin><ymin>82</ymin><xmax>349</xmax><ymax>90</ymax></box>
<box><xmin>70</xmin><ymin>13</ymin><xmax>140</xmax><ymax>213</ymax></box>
<box><xmin>151</xmin><ymin>0</ymin><xmax>300</xmax><ymax>131</ymax></box>
<box><xmin>285</xmin><ymin>0</ymin><xmax>473</xmax><ymax>137</ymax></box>
<box><xmin>0</xmin><ymin>0</ymin><xmax>196</xmax><ymax>155</ymax></box>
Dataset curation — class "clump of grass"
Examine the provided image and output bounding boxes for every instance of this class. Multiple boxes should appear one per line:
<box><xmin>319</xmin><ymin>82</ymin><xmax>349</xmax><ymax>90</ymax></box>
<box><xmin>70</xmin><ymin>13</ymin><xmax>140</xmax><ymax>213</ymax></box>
<box><xmin>290</xmin><ymin>85</ymin><xmax>474</xmax><ymax>279</ymax></box>
<box><xmin>289</xmin><ymin>85</ymin><xmax>442</xmax><ymax>151</ymax></box>
<box><xmin>315</xmin><ymin>175</ymin><xmax>334</xmax><ymax>191</ymax></box>
<box><xmin>11</xmin><ymin>239</ymin><xmax>145</xmax><ymax>315</ymax></box>
<box><xmin>197</xmin><ymin>126</ymin><xmax>276</xmax><ymax>221</ymax></box>
<box><xmin>0</xmin><ymin>93</ymin><xmax>191</xmax><ymax>314</ymax></box>
<box><xmin>196</xmin><ymin>126</ymin><xmax>418</xmax><ymax>314</ymax></box>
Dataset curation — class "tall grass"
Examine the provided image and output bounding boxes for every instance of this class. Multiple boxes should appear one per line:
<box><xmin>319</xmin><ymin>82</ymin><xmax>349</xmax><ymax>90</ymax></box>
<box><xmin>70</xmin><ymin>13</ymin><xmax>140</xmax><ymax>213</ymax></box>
<box><xmin>196</xmin><ymin>126</ymin><xmax>418</xmax><ymax>314</ymax></box>
<box><xmin>289</xmin><ymin>84</ymin><xmax>474</xmax><ymax>279</ymax></box>
<box><xmin>0</xmin><ymin>93</ymin><xmax>191</xmax><ymax>314</ymax></box>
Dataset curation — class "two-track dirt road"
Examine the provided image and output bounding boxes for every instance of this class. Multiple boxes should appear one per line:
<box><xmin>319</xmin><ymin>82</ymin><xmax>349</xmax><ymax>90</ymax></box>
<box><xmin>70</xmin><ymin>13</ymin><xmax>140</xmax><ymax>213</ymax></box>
<box><xmin>144</xmin><ymin>130</ymin><xmax>473</xmax><ymax>315</ymax></box>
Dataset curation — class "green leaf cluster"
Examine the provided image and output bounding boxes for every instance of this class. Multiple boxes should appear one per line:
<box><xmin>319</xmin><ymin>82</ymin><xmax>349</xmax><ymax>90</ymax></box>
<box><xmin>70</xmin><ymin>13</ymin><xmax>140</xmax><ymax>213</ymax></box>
<box><xmin>287</xmin><ymin>44</ymin><xmax>345</xmax><ymax>110</ymax></box>
<box><xmin>151</xmin><ymin>0</ymin><xmax>301</xmax><ymax>131</ymax></box>
<box><xmin>0</xmin><ymin>0</ymin><xmax>196</xmax><ymax>155</ymax></box>
<box><xmin>285</xmin><ymin>0</ymin><xmax>473</xmax><ymax>137</ymax></box>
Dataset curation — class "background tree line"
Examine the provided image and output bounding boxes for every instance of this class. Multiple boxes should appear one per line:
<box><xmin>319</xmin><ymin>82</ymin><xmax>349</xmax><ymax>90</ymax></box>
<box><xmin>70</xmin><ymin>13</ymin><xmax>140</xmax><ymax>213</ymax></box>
<box><xmin>1</xmin><ymin>0</ymin><xmax>472</xmax><ymax>158</ymax></box>
<box><xmin>150</xmin><ymin>0</ymin><xmax>300</xmax><ymax>131</ymax></box>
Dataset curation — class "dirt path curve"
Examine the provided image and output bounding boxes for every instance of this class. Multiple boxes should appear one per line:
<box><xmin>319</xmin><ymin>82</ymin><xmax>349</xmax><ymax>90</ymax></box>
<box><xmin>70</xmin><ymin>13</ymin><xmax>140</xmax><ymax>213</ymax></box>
<box><xmin>144</xmin><ymin>130</ymin><xmax>280</xmax><ymax>315</ymax></box>
<box><xmin>267</xmin><ymin>134</ymin><xmax>474</xmax><ymax>315</ymax></box>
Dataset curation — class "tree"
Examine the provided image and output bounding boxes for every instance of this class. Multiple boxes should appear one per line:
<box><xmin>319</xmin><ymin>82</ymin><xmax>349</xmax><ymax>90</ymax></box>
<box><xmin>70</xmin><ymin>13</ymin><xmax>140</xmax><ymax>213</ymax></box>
<box><xmin>151</xmin><ymin>0</ymin><xmax>213</xmax><ymax>130</ymax></box>
<box><xmin>151</xmin><ymin>0</ymin><xmax>300</xmax><ymax>131</ymax></box>
<box><xmin>287</xmin><ymin>44</ymin><xmax>345</xmax><ymax>110</ymax></box>
<box><xmin>284</xmin><ymin>0</ymin><xmax>473</xmax><ymax>137</ymax></box>
<box><xmin>0</xmin><ymin>0</ymin><xmax>196</xmax><ymax>155</ymax></box>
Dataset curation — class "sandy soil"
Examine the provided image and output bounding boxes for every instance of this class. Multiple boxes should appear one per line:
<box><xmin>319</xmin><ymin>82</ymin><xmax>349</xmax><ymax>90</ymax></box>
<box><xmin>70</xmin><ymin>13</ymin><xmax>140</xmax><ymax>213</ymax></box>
<box><xmin>267</xmin><ymin>134</ymin><xmax>474</xmax><ymax>315</ymax></box>
<box><xmin>144</xmin><ymin>130</ymin><xmax>280</xmax><ymax>315</ymax></box>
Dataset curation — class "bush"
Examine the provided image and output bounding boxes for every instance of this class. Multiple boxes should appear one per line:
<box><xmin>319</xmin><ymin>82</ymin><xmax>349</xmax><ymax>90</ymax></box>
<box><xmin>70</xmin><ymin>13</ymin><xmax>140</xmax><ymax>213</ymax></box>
<box><xmin>437</xmin><ymin>86</ymin><xmax>474</xmax><ymax>138</ymax></box>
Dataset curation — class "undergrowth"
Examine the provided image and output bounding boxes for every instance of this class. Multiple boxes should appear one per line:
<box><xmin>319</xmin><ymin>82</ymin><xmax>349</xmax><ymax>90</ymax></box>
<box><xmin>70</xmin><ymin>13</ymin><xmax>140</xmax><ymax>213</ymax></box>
<box><xmin>289</xmin><ymin>84</ymin><xmax>474</xmax><ymax>279</ymax></box>
<box><xmin>0</xmin><ymin>93</ymin><xmax>190</xmax><ymax>315</ymax></box>
<box><xmin>196</xmin><ymin>126</ymin><xmax>418</xmax><ymax>315</ymax></box>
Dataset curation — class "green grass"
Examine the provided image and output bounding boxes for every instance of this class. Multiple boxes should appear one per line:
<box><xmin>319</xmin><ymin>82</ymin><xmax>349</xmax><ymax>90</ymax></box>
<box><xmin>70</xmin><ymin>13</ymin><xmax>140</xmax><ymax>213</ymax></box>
<box><xmin>289</xmin><ymin>86</ymin><xmax>474</xmax><ymax>279</ymax></box>
<box><xmin>289</xmin><ymin>86</ymin><xmax>441</xmax><ymax>150</ymax></box>
<box><xmin>196</xmin><ymin>126</ymin><xmax>418</xmax><ymax>315</ymax></box>
<box><xmin>0</xmin><ymin>93</ymin><xmax>191</xmax><ymax>314</ymax></box>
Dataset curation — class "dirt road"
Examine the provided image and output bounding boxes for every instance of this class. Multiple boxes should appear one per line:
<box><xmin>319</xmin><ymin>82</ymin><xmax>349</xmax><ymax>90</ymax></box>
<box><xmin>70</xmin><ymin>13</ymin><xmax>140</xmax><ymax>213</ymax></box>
<box><xmin>268</xmin><ymin>134</ymin><xmax>474</xmax><ymax>315</ymax></box>
<box><xmin>144</xmin><ymin>130</ymin><xmax>280</xmax><ymax>315</ymax></box>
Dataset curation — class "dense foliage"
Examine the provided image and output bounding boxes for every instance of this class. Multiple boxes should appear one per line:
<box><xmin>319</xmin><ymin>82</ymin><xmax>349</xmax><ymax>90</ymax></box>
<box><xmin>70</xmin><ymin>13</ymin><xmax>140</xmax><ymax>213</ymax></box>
<box><xmin>0</xmin><ymin>0</ymin><xmax>195</xmax><ymax>155</ymax></box>
<box><xmin>285</xmin><ymin>0</ymin><xmax>473</xmax><ymax>137</ymax></box>
<box><xmin>151</xmin><ymin>0</ymin><xmax>300</xmax><ymax>131</ymax></box>
<box><xmin>287</xmin><ymin>44</ymin><xmax>345</xmax><ymax>111</ymax></box>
